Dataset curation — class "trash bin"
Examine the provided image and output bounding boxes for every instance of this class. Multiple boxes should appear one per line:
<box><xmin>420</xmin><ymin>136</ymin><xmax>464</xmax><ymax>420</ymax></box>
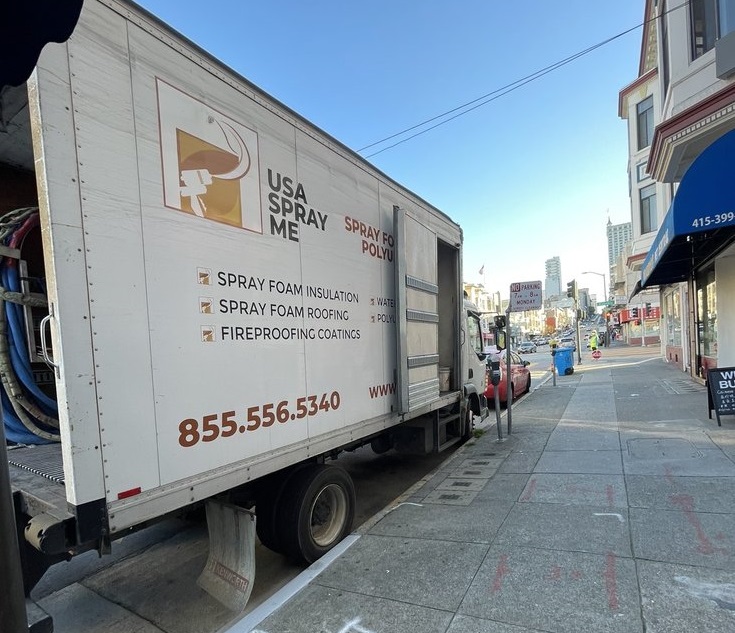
<box><xmin>554</xmin><ymin>347</ymin><xmax>574</xmax><ymax>375</ymax></box>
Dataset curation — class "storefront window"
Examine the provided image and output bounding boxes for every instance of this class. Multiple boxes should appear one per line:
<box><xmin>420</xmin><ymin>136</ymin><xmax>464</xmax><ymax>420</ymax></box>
<box><xmin>665</xmin><ymin>290</ymin><xmax>682</xmax><ymax>347</ymax></box>
<box><xmin>696</xmin><ymin>266</ymin><xmax>717</xmax><ymax>361</ymax></box>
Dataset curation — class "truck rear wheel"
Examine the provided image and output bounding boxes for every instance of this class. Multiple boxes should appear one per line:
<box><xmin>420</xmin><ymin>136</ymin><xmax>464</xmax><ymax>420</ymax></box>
<box><xmin>255</xmin><ymin>464</ymin><xmax>310</xmax><ymax>554</ymax></box>
<box><xmin>255</xmin><ymin>473</ymin><xmax>288</xmax><ymax>554</ymax></box>
<box><xmin>277</xmin><ymin>464</ymin><xmax>355</xmax><ymax>564</ymax></box>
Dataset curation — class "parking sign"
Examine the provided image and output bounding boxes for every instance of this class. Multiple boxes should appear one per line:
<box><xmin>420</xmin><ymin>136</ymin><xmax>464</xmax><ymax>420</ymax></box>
<box><xmin>509</xmin><ymin>280</ymin><xmax>543</xmax><ymax>312</ymax></box>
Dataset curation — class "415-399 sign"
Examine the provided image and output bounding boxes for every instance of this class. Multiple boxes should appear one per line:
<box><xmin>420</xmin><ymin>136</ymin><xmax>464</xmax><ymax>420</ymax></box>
<box><xmin>707</xmin><ymin>367</ymin><xmax>735</xmax><ymax>426</ymax></box>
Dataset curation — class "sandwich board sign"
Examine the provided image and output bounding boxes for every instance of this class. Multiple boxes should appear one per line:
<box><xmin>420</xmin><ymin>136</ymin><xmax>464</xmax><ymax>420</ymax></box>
<box><xmin>509</xmin><ymin>280</ymin><xmax>542</xmax><ymax>312</ymax></box>
<box><xmin>707</xmin><ymin>367</ymin><xmax>735</xmax><ymax>426</ymax></box>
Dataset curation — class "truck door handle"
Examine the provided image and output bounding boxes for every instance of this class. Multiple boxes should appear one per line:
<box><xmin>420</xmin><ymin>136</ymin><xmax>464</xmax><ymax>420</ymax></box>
<box><xmin>40</xmin><ymin>311</ymin><xmax>59</xmax><ymax>377</ymax></box>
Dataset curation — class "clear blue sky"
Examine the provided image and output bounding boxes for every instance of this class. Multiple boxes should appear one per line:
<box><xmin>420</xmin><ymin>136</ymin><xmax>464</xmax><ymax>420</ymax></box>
<box><xmin>137</xmin><ymin>0</ymin><xmax>644</xmax><ymax>301</ymax></box>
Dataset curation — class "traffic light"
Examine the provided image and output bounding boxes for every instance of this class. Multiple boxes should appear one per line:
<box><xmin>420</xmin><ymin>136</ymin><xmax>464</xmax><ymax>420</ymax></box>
<box><xmin>645</xmin><ymin>302</ymin><xmax>651</xmax><ymax>316</ymax></box>
<box><xmin>494</xmin><ymin>315</ymin><xmax>507</xmax><ymax>328</ymax></box>
<box><xmin>566</xmin><ymin>279</ymin><xmax>577</xmax><ymax>299</ymax></box>
<box><xmin>631</xmin><ymin>307</ymin><xmax>639</xmax><ymax>319</ymax></box>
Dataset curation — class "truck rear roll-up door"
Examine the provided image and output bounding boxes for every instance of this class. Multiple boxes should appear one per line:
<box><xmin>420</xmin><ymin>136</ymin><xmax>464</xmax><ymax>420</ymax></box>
<box><xmin>394</xmin><ymin>205</ymin><xmax>440</xmax><ymax>413</ymax></box>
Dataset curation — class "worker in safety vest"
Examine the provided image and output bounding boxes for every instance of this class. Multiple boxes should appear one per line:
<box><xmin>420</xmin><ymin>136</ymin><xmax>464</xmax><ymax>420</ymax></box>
<box><xmin>588</xmin><ymin>330</ymin><xmax>598</xmax><ymax>352</ymax></box>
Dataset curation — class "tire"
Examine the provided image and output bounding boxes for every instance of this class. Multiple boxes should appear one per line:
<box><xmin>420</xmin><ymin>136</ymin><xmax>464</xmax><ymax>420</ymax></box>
<box><xmin>524</xmin><ymin>376</ymin><xmax>531</xmax><ymax>395</ymax></box>
<box><xmin>507</xmin><ymin>383</ymin><xmax>514</xmax><ymax>405</ymax></box>
<box><xmin>277</xmin><ymin>464</ymin><xmax>355</xmax><ymax>564</ymax></box>
<box><xmin>461</xmin><ymin>408</ymin><xmax>473</xmax><ymax>442</ymax></box>
<box><xmin>255</xmin><ymin>464</ymin><xmax>310</xmax><ymax>554</ymax></box>
<box><xmin>370</xmin><ymin>434</ymin><xmax>392</xmax><ymax>454</ymax></box>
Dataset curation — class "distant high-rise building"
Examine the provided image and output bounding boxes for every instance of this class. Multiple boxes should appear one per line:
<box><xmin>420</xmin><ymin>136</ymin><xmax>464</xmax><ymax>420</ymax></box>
<box><xmin>607</xmin><ymin>219</ymin><xmax>632</xmax><ymax>284</ymax></box>
<box><xmin>545</xmin><ymin>256</ymin><xmax>562</xmax><ymax>298</ymax></box>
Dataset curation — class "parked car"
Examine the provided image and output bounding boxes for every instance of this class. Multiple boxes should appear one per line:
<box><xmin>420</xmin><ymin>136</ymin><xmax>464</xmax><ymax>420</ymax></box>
<box><xmin>484</xmin><ymin>349</ymin><xmax>532</xmax><ymax>405</ymax></box>
<box><xmin>559</xmin><ymin>336</ymin><xmax>576</xmax><ymax>351</ymax></box>
<box><xmin>517</xmin><ymin>341</ymin><xmax>537</xmax><ymax>354</ymax></box>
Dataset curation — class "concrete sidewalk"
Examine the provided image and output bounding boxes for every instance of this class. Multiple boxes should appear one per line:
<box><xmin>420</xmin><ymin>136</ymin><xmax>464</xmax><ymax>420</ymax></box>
<box><xmin>231</xmin><ymin>344</ymin><xmax>735</xmax><ymax>633</ymax></box>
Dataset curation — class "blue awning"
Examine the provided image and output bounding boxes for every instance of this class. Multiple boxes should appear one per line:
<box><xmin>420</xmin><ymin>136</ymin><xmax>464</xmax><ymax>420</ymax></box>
<box><xmin>640</xmin><ymin>128</ymin><xmax>735</xmax><ymax>288</ymax></box>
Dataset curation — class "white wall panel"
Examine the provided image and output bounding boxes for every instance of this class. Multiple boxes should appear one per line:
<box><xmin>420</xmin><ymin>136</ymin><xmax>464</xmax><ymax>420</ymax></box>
<box><xmin>67</xmin><ymin>2</ymin><xmax>160</xmax><ymax>499</ymax></box>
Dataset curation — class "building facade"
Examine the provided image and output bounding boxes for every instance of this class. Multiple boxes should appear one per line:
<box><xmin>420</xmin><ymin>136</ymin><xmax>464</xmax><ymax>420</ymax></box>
<box><xmin>606</xmin><ymin>219</ymin><xmax>632</xmax><ymax>289</ymax></box>
<box><xmin>544</xmin><ymin>256</ymin><xmax>562</xmax><ymax>299</ymax></box>
<box><xmin>621</xmin><ymin>0</ymin><xmax>735</xmax><ymax>377</ymax></box>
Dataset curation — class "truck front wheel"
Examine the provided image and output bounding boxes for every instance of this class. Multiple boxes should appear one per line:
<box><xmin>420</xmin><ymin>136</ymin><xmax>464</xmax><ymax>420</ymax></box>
<box><xmin>277</xmin><ymin>464</ymin><xmax>355</xmax><ymax>564</ymax></box>
<box><xmin>461</xmin><ymin>408</ymin><xmax>474</xmax><ymax>441</ymax></box>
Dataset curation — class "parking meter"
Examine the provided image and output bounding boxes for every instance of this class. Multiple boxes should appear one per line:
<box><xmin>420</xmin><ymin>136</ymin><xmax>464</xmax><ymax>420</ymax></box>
<box><xmin>490</xmin><ymin>360</ymin><xmax>501</xmax><ymax>386</ymax></box>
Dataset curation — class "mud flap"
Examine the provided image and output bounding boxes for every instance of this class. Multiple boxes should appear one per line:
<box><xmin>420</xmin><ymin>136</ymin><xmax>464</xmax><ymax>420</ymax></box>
<box><xmin>197</xmin><ymin>500</ymin><xmax>256</xmax><ymax>612</ymax></box>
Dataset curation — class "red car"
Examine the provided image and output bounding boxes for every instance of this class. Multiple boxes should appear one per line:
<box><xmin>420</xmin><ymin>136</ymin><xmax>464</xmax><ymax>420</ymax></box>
<box><xmin>484</xmin><ymin>349</ymin><xmax>532</xmax><ymax>405</ymax></box>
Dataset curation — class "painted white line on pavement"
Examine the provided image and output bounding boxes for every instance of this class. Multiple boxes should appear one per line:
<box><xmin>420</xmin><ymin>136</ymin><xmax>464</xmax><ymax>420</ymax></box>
<box><xmin>218</xmin><ymin>534</ymin><xmax>361</xmax><ymax>633</ymax></box>
<box><xmin>593</xmin><ymin>512</ymin><xmax>625</xmax><ymax>523</ymax></box>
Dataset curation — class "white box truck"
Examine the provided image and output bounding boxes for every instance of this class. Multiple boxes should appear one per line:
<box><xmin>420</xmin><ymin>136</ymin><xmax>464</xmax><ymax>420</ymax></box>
<box><xmin>3</xmin><ymin>0</ymin><xmax>489</xmax><ymax>610</ymax></box>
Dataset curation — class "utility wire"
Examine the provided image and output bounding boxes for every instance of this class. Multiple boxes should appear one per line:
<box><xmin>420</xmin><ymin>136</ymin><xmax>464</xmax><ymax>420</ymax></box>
<box><xmin>359</xmin><ymin>2</ymin><xmax>688</xmax><ymax>158</ymax></box>
<box><xmin>358</xmin><ymin>39</ymin><xmax>611</xmax><ymax>154</ymax></box>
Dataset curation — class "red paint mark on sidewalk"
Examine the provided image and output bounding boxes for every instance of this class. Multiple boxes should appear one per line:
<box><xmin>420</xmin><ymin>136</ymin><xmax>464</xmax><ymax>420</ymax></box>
<box><xmin>491</xmin><ymin>554</ymin><xmax>510</xmax><ymax>593</ymax></box>
<box><xmin>671</xmin><ymin>494</ymin><xmax>723</xmax><ymax>554</ymax></box>
<box><xmin>546</xmin><ymin>565</ymin><xmax>562</xmax><ymax>581</ymax></box>
<box><xmin>604</xmin><ymin>552</ymin><xmax>619</xmax><ymax>611</ymax></box>
<box><xmin>570</xmin><ymin>569</ymin><xmax>583</xmax><ymax>580</ymax></box>
<box><xmin>606</xmin><ymin>484</ymin><xmax>615</xmax><ymax>508</ymax></box>
<box><xmin>520</xmin><ymin>478</ymin><xmax>537</xmax><ymax>502</ymax></box>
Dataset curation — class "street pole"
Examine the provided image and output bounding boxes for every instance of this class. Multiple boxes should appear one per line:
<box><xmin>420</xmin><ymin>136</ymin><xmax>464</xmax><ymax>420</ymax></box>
<box><xmin>575</xmin><ymin>300</ymin><xmax>582</xmax><ymax>365</ymax></box>
<box><xmin>602</xmin><ymin>275</ymin><xmax>612</xmax><ymax>347</ymax></box>
<box><xmin>602</xmin><ymin>275</ymin><xmax>610</xmax><ymax>347</ymax></box>
<box><xmin>641</xmin><ymin>310</ymin><xmax>647</xmax><ymax>347</ymax></box>
<box><xmin>494</xmin><ymin>387</ymin><xmax>503</xmax><ymax>440</ymax></box>
<box><xmin>505</xmin><ymin>307</ymin><xmax>513</xmax><ymax>434</ymax></box>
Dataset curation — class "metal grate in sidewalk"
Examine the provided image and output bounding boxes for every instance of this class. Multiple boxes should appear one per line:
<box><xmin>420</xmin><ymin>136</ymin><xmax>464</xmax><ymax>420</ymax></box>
<box><xmin>658</xmin><ymin>379</ymin><xmax>706</xmax><ymax>395</ymax></box>
<box><xmin>422</xmin><ymin>456</ymin><xmax>502</xmax><ymax>506</ymax></box>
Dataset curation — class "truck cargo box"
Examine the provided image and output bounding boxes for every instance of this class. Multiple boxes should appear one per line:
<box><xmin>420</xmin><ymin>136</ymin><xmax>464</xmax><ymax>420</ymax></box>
<box><xmin>3</xmin><ymin>0</ymin><xmax>487</xmax><ymax>599</ymax></box>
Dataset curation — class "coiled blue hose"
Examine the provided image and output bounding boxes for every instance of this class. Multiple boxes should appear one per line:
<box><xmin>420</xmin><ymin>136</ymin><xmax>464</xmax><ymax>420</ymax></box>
<box><xmin>3</xmin><ymin>266</ymin><xmax>58</xmax><ymax>411</ymax></box>
<box><xmin>1</xmin><ymin>214</ymin><xmax>59</xmax><ymax>444</ymax></box>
